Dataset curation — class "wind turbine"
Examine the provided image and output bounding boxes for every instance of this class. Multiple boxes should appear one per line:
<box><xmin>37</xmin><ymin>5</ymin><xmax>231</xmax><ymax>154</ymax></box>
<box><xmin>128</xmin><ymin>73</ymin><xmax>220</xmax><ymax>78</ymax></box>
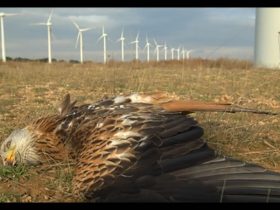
<box><xmin>98</xmin><ymin>26</ymin><xmax>108</xmax><ymax>64</ymax></box>
<box><xmin>117</xmin><ymin>28</ymin><xmax>125</xmax><ymax>62</ymax></box>
<box><xmin>130</xmin><ymin>33</ymin><xmax>139</xmax><ymax>60</ymax></box>
<box><xmin>171</xmin><ymin>48</ymin><xmax>175</xmax><ymax>60</ymax></box>
<box><xmin>186</xmin><ymin>49</ymin><xmax>194</xmax><ymax>59</ymax></box>
<box><xmin>176</xmin><ymin>47</ymin><xmax>180</xmax><ymax>60</ymax></box>
<box><xmin>0</xmin><ymin>12</ymin><xmax>20</xmax><ymax>62</ymax></box>
<box><xmin>33</xmin><ymin>10</ymin><xmax>54</xmax><ymax>64</ymax></box>
<box><xmin>163</xmin><ymin>42</ymin><xmax>168</xmax><ymax>60</ymax></box>
<box><xmin>154</xmin><ymin>39</ymin><xmax>163</xmax><ymax>62</ymax></box>
<box><xmin>181</xmin><ymin>47</ymin><xmax>185</xmax><ymax>60</ymax></box>
<box><xmin>144</xmin><ymin>36</ymin><xmax>151</xmax><ymax>62</ymax></box>
<box><xmin>72</xmin><ymin>20</ymin><xmax>92</xmax><ymax>64</ymax></box>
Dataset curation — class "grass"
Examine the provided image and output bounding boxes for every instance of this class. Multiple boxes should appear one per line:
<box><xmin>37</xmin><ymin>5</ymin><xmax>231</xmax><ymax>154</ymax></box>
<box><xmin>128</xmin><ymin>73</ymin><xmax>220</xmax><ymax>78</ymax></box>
<box><xmin>0</xmin><ymin>58</ymin><xmax>279</xmax><ymax>202</ymax></box>
<box><xmin>0</xmin><ymin>165</ymin><xmax>29</xmax><ymax>180</ymax></box>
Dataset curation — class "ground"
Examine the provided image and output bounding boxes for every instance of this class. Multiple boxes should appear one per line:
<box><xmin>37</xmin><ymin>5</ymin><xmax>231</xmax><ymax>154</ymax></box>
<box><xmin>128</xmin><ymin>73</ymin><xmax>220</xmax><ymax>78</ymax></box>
<box><xmin>0</xmin><ymin>59</ymin><xmax>279</xmax><ymax>202</ymax></box>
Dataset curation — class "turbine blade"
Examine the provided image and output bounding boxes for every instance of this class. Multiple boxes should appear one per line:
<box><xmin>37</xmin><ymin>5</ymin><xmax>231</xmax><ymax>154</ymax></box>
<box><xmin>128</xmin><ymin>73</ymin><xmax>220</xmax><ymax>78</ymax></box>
<box><xmin>153</xmin><ymin>39</ymin><xmax>157</xmax><ymax>46</ymax></box>
<box><xmin>31</xmin><ymin>23</ymin><xmax>47</xmax><ymax>26</ymax></box>
<box><xmin>48</xmin><ymin>9</ymin><xmax>54</xmax><ymax>23</ymax></box>
<box><xmin>75</xmin><ymin>32</ymin><xmax>80</xmax><ymax>48</ymax></box>
<box><xmin>4</xmin><ymin>13</ymin><xmax>20</xmax><ymax>17</ymax></box>
<box><xmin>97</xmin><ymin>35</ymin><xmax>104</xmax><ymax>43</ymax></box>
<box><xmin>71</xmin><ymin>20</ymin><xmax>80</xmax><ymax>30</ymax></box>
<box><xmin>80</xmin><ymin>28</ymin><xmax>92</xmax><ymax>32</ymax></box>
<box><xmin>144</xmin><ymin>42</ymin><xmax>149</xmax><ymax>49</ymax></box>
<box><xmin>102</xmin><ymin>26</ymin><xmax>105</xmax><ymax>34</ymax></box>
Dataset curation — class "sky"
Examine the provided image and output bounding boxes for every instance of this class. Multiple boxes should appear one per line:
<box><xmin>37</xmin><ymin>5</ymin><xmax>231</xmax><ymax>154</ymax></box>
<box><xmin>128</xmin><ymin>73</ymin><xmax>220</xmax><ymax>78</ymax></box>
<box><xmin>0</xmin><ymin>8</ymin><xmax>256</xmax><ymax>62</ymax></box>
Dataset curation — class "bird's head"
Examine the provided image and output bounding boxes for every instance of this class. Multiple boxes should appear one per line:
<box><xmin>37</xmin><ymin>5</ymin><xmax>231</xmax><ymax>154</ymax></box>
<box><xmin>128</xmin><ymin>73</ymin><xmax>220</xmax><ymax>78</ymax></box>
<box><xmin>0</xmin><ymin>128</ymin><xmax>41</xmax><ymax>166</ymax></box>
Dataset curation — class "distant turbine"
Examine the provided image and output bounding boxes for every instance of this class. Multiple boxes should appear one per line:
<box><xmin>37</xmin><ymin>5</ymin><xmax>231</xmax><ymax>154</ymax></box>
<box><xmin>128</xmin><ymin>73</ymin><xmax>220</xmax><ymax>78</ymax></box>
<box><xmin>154</xmin><ymin>39</ymin><xmax>163</xmax><ymax>62</ymax></box>
<box><xmin>171</xmin><ymin>48</ymin><xmax>175</xmax><ymax>60</ymax></box>
<box><xmin>117</xmin><ymin>28</ymin><xmax>125</xmax><ymax>62</ymax></box>
<box><xmin>186</xmin><ymin>49</ymin><xmax>194</xmax><ymax>59</ymax></box>
<box><xmin>176</xmin><ymin>48</ymin><xmax>180</xmax><ymax>60</ymax></box>
<box><xmin>130</xmin><ymin>33</ymin><xmax>139</xmax><ymax>60</ymax></box>
<box><xmin>33</xmin><ymin>10</ymin><xmax>54</xmax><ymax>64</ymax></box>
<box><xmin>144</xmin><ymin>36</ymin><xmax>151</xmax><ymax>62</ymax></box>
<box><xmin>98</xmin><ymin>26</ymin><xmax>108</xmax><ymax>64</ymax></box>
<box><xmin>181</xmin><ymin>47</ymin><xmax>185</xmax><ymax>60</ymax></box>
<box><xmin>163</xmin><ymin>42</ymin><xmax>168</xmax><ymax>60</ymax></box>
<box><xmin>0</xmin><ymin>12</ymin><xmax>19</xmax><ymax>62</ymax></box>
<box><xmin>72</xmin><ymin>20</ymin><xmax>92</xmax><ymax>64</ymax></box>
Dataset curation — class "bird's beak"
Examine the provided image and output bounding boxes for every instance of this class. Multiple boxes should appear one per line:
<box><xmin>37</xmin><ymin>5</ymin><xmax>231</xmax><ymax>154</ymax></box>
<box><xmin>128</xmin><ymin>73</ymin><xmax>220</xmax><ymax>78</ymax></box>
<box><xmin>4</xmin><ymin>145</ymin><xmax>16</xmax><ymax>166</ymax></box>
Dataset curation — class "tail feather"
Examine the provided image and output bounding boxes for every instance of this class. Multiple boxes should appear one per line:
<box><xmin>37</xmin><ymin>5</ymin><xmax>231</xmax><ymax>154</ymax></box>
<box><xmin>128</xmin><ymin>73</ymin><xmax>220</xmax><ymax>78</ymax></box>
<box><xmin>159</xmin><ymin>100</ymin><xmax>277</xmax><ymax>115</ymax></box>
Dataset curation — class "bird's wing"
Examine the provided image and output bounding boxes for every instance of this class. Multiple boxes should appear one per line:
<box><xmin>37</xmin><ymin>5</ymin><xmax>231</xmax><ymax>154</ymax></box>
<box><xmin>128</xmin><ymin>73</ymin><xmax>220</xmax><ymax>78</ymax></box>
<box><xmin>68</xmin><ymin>96</ymin><xmax>209</xmax><ymax>199</ymax></box>
<box><xmin>97</xmin><ymin>156</ymin><xmax>280</xmax><ymax>202</ymax></box>
<box><xmin>56</xmin><ymin>93</ymin><xmax>278</xmax><ymax>201</ymax></box>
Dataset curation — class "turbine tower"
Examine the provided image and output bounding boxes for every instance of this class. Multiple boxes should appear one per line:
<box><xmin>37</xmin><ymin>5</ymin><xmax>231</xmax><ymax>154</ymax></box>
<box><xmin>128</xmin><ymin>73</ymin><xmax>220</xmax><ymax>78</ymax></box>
<box><xmin>117</xmin><ymin>28</ymin><xmax>125</xmax><ymax>62</ymax></box>
<box><xmin>163</xmin><ymin>42</ymin><xmax>168</xmax><ymax>60</ymax></box>
<box><xmin>0</xmin><ymin>12</ymin><xmax>19</xmax><ymax>62</ymax></box>
<box><xmin>144</xmin><ymin>36</ymin><xmax>151</xmax><ymax>62</ymax></box>
<box><xmin>98</xmin><ymin>26</ymin><xmax>108</xmax><ymax>64</ymax></box>
<box><xmin>171</xmin><ymin>48</ymin><xmax>175</xmax><ymax>60</ymax></box>
<box><xmin>130</xmin><ymin>33</ymin><xmax>139</xmax><ymax>60</ymax></box>
<box><xmin>33</xmin><ymin>10</ymin><xmax>54</xmax><ymax>64</ymax></box>
<box><xmin>254</xmin><ymin>8</ymin><xmax>280</xmax><ymax>69</ymax></box>
<box><xmin>72</xmin><ymin>20</ymin><xmax>92</xmax><ymax>64</ymax></box>
<box><xmin>154</xmin><ymin>39</ymin><xmax>163</xmax><ymax>62</ymax></box>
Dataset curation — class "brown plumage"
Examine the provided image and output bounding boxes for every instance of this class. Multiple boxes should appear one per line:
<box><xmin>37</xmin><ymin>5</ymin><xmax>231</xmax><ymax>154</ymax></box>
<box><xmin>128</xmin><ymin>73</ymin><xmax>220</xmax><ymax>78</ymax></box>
<box><xmin>1</xmin><ymin>92</ymin><xmax>279</xmax><ymax>202</ymax></box>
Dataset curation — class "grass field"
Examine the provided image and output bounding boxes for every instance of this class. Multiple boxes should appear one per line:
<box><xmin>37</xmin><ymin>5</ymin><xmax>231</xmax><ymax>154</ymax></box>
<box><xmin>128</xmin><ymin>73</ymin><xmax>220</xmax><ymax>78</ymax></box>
<box><xmin>0</xmin><ymin>58</ymin><xmax>280</xmax><ymax>202</ymax></box>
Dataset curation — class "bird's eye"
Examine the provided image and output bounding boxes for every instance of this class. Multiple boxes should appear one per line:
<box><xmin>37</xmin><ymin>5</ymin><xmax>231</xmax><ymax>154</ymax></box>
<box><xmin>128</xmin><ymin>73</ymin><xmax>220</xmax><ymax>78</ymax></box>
<box><xmin>5</xmin><ymin>141</ymin><xmax>11</xmax><ymax>151</ymax></box>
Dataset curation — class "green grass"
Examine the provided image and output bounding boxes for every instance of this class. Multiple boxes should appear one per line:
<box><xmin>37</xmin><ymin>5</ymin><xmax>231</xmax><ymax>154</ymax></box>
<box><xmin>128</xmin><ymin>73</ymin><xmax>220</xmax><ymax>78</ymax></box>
<box><xmin>0</xmin><ymin>193</ymin><xmax>21</xmax><ymax>202</ymax></box>
<box><xmin>0</xmin><ymin>165</ymin><xmax>29</xmax><ymax>180</ymax></box>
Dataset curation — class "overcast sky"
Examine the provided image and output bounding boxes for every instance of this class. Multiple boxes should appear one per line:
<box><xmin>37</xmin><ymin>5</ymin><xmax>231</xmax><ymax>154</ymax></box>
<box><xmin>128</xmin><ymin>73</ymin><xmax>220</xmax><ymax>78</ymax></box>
<box><xmin>0</xmin><ymin>8</ymin><xmax>256</xmax><ymax>62</ymax></box>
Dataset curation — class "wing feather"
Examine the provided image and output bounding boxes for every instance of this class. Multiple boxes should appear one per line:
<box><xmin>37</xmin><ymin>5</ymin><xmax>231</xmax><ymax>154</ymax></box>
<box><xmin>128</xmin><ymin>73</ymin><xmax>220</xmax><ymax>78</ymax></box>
<box><xmin>51</xmin><ymin>93</ymin><xmax>279</xmax><ymax>201</ymax></box>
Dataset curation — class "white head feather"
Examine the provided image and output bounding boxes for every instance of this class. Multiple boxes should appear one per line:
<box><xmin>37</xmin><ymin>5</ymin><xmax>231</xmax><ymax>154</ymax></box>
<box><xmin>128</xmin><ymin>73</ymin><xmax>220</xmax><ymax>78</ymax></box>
<box><xmin>0</xmin><ymin>128</ymin><xmax>41</xmax><ymax>165</ymax></box>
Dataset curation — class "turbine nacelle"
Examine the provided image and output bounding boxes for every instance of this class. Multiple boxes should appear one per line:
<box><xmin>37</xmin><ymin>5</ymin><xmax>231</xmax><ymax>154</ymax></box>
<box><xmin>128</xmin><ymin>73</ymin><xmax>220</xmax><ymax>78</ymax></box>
<box><xmin>117</xmin><ymin>31</ymin><xmax>125</xmax><ymax>42</ymax></box>
<box><xmin>130</xmin><ymin>33</ymin><xmax>139</xmax><ymax>44</ymax></box>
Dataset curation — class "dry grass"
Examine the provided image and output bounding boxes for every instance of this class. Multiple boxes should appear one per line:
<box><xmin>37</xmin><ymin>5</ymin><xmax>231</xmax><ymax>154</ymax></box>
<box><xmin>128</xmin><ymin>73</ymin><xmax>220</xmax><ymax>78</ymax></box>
<box><xmin>0</xmin><ymin>58</ymin><xmax>280</xmax><ymax>202</ymax></box>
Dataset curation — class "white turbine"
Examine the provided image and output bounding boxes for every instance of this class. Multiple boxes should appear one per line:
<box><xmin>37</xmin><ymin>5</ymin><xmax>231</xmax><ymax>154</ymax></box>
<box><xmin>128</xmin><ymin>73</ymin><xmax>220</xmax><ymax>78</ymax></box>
<box><xmin>72</xmin><ymin>20</ymin><xmax>92</xmax><ymax>64</ymax></box>
<box><xmin>33</xmin><ymin>10</ymin><xmax>54</xmax><ymax>64</ymax></box>
<box><xmin>186</xmin><ymin>49</ymin><xmax>194</xmax><ymax>59</ymax></box>
<box><xmin>181</xmin><ymin>47</ymin><xmax>185</xmax><ymax>60</ymax></box>
<box><xmin>144</xmin><ymin>36</ymin><xmax>151</xmax><ymax>62</ymax></box>
<box><xmin>98</xmin><ymin>26</ymin><xmax>108</xmax><ymax>64</ymax></box>
<box><xmin>154</xmin><ymin>39</ymin><xmax>163</xmax><ymax>62</ymax></box>
<box><xmin>171</xmin><ymin>48</ymin><xmax>175</xmax><ymax>60</ymax></box>
<box><xmin>0</xmin><ymin>12</ymin><xmax>19</xmax><ymax>62</ymax></box>
<box><xmin>163</xmin><ymin>42</ymin><xmax>168</xmax><ymax>60</ymax></box>
<box><xmin>117</xmin><ymin>28</ymin><xmax>125</xmax><ymax>62</ymax></box>
<box><xmin>176</xmin><ymin>47</ymin><xmax>180</xmax><ymax>60</ymax></box>
<box><xmin>130</xmin><ymin>33</ymin><xmax>139</xmax><ymax>60</ymax></box>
